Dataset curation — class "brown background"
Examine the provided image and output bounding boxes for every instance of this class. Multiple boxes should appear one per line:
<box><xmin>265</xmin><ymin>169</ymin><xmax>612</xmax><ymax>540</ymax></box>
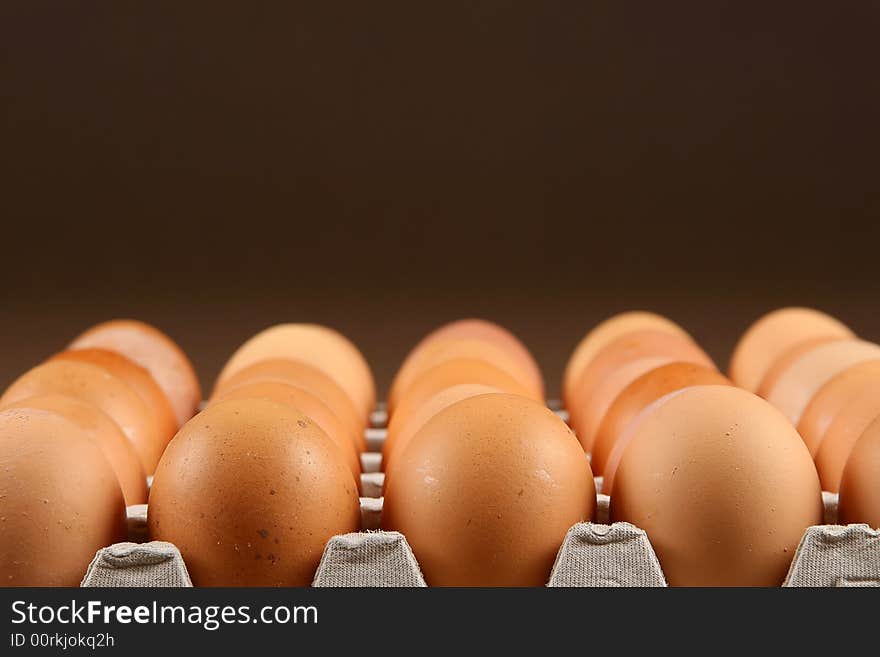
<box><xmin>1</xmin><ymin>2</ymin><xmax>878</xmax><ymax>399</ymax></box>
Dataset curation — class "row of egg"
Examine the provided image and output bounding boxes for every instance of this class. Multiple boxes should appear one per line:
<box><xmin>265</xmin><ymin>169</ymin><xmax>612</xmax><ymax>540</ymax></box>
<box><xmin>0</xmin><ymin>320</ymin><xmax>202</xmax><ymax>585</ymax></box>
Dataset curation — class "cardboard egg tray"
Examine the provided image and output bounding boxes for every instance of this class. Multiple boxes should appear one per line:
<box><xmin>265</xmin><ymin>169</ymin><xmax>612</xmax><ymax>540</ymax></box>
<box><xmin>81</xmin><ymin>405</ymin><xmax>880</xmax><ymax>587</ymax></box>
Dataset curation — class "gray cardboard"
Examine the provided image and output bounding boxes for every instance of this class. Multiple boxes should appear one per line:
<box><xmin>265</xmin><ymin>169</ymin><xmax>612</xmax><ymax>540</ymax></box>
<box><xmin>312</xmin><ymin>531</ymin><xmax>426</xmax><ymax>587</ymax></box>
<box><xmin>81</xmin><ymin>541</ymin><xmax>192</xmax><ymax>587</ymax></box>
<box><xmin>783</xmin><ymin>524</ymin><xmax>880</xmax><ymax>587</ymax></box>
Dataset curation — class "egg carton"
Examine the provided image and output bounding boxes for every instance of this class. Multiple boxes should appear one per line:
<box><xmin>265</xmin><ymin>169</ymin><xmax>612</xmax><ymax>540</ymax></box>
<box><xmin>82</xmin><ymin>404</ymin><xmax>880</xmax><ymax>587</ymax></box>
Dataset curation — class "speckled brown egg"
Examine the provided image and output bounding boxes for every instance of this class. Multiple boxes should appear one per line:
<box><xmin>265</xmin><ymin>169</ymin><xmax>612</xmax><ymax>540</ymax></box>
<box><xmin>814</xmin><ymin>386</ymin><xmax>880</xmax><ymax>492</ymax></box>
<box><xmin>211</xmin><ymin>358</ymin><xmax>365</xmax><ymax>448</ymax></box>
<box><xmin>147</xmin><ymin>398</ymin><xmax>361</xmax><ymax>586</ymax></box>
<box><xmin>214</xmin><ymin>324</ymin><xmax>375</xmax><ymax>418</ymax></box>
<box><xmin>567</xmin><ymin>330</ymin><xmax>715</xmax><ymax>452</ymax></box>
<box><xmin>387</xmin><ymin>338</ymin><xmax>543</xmax><ymax>414</ymax></box>
<box><xmin>3</xmin><ymin>395</ymin><xmax>147</xmax><ymax>505</ymax></box>
<box><xmin>797</xmin><ymin>360</ymin><xmax>880</xmax><ymax>457</ymax></box>
<box><xmin>50</xmin><ymin>348</ymin><xmax>177</xmax><ymax>450</ymax></box>
<box><xmin>390</xmin><ymin>319</ymin><xmax>544</xmax><ymax>410</ymax></box>
<box><xmin>761</xmin><ymin>339</ymin><xmax>880</xmax><ymax>425</ymax></box>
<box><xmin>69</xmin><ymin>319</ymin><xmax>201</xmax><ymax>429</ymax></box>
<box><xmin>728</xmin><ymin>307</ymin><xmax>854</xmax><ymax>393</ymax></box>
<box><xmin>838</xmin><ymin>418</ymin><xmax>880</xmax><ymax>528</ymax></box>
<box><xmin>382</xmin><ymin>393</ymin><xmax>595</xmax><ymax>586</ymax></box>
<box><xmin>209</xmin><ymin>381</ymin><xmax>361</xmax><ymax>478</ymax></box>
<box><xmin>562</xmin><ymin>311</ymin><xmax>692</xmax><ymax>412</ymax></box>
<box><xmin>383</xmin><ymin>383</ymin><xmax>508</xmax><ymax>473</ymax></box>
<box><xmin>610</xmin><ymin>385</ymin><xmax>823</xmax><ymax>586</ymax></box>
<box><xmin>1</xmin><ymin>359</ymin><xmax>161</xmax><ymax>474</ymax></box>
<box><xmin>591</xmin><ymin>362</ymin><xmax>730</xmax><ymax>476</ymax></box>
<box><xmin>0</xmin><ymin>408</ymin><xmax>127</xmax><ymax>586</ymax></box>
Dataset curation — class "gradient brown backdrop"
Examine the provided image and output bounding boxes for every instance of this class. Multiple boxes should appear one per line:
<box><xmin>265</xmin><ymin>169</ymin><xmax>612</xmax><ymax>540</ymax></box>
<box><xmin>2</xmin><ymin>2</ymin><xmax>878</xmax><ymax>398</ymax></box>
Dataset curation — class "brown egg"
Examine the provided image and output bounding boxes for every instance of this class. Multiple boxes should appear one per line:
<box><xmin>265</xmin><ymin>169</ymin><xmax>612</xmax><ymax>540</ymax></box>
<box><xmin>210</xmin><ymin>381</ymin><xmax>361</xmax><ymax>478</ymax></box>
<box><xmin>0</xmin><ymin>408</ymin><xmax>127</xmax><ymax>586</ymax></box>
<box><xmin>211</xmin><ymin>358</ymin><xmax>365</xmax><ymax>449</ymax></box>
<box><xmin>814</xmin><ymin>386</ymin><xmax>880</xmax><ymax>492</ymax></box>
<box><xmin>50</xmin><ymin>348</ymin><xmax>177</xmax><ymax>448</ymax></box>
<box><xmin>3</xmin><ymin>395</ymin><xmax>147</xmax><ymax>505</ymax></box>
<box><xmin>70</xmin><ymin>319</ymin><xmax>201</xmax><ymax>429</ymax></box>
<box><xmin>148</xmin><ymin>398</ymin><xmax>361</xmax><ymax>586</ymax></box>
<box><xmin>214</xmin><ymin>324</ymin><xmax>375</xmax><ymax>418</ymax></box>
<box><xmin>592</xmin><ymin>362</ymin><xmax>730</xmax><ymax>476</ymax></box>
<box><xmin>385</xmin><ymin>356</ymin><xmax>539</xmax><ymax>435</ymax></box>
<box><xmin>756</xmin><ymin>336</ymin><xmax>846</xmax><ymax>400</ymax></box>
<box><xmin>382</xmin><ymin>393</ymin><xmax>594</xmax><ymax>586</ymax></box>
<box><xmin>762</xmin><ymin>339</ymin><xmax>880</xmax><ymax>425</ymax></box>
<box><xmin>1</xmin><ymin>360</ymin><xmax>161</xmax><ymax>474</ymax></box>
<box><xmin>610</xmin><ymin>385</ymin><xmax>823</xmax><ymax>586</ymax></box>
<box><xmin>600</xmin><ymin>389</ymin><xmax>686</xmax><ymax>495</ymax></box>
<box><xmin>728</xmin><ymin>307</ymin><xmax>854</xmax><ymax>392</ymax></box>
<box><xmin>567</xmin><ymin>330</ymin><xmax>715</xmax><ymax>452</ymax></box>
<box><xmin>838</xmin><ymin>418</ymin><xmax>880</xmax><ymax>528</ymax></box>
<box><xmin>797</xmin><ymin>360</ymin><xmax>880</xmax><ymax>457</ymax></box>
<box><xmin>391</xmin><ymin>319</ymin><xmax>544</xmax><ymax>408</ymax></box>
<box><xmin>562</xmin><ymin>311</ymin><xmax>692</xmax><ymax>411</ymax></box>
<box><xmin>387</xmin><ymin>338</ymin><xmax>542</xmax><ymax>414</ymax></box>
<box><xmin>383</xmin><ymin>383</ymin><xmax>508</xmax><ymax>472</ymax></box>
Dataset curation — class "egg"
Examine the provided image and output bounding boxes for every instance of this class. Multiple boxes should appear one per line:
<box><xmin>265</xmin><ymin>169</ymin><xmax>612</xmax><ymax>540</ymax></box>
<box><xmin>3</xmin><ymin>395</ymin><xmax>147</xmax><ymax>505</ymax></box>
<box><xmin>562</xmin><ymin>311</ymin><xmax>692</xmax><ymax>411</ymax></box>
<box><xmin>610</xmin><ymin>385</ymin><xmax>823</xmax><ymax>586</ymax></box>
<box><xmin>382</xmin><ymin>393</ymin><xmax>594</xmax><ymax>586</ymax></box>
<box><xmin>1</xmin><ymin>360</ymin><xmax>161</xmax><ymax>474</ymax></box>
<box><xmin>210</xmin><ymin>381</ymin><xmax>361</xmax><ymax>477</ymax></box>
<box><xmin>814</xmin><ymin>386</ymin><xmax>880</xmax><ymax>492</ymax></box>
<box><xmin>383</xmin><ymin>383</ymin><xmax>509</xmax><ymax>472</ymax></box>
<box><xmin>214</xmin><ymin>324</ymin><xmax>375</xmax><ymax>418</ymax></box>
<box><xmin>762</xmin><ymin>339</ymin><xmax>880</xmax><ymax>425</ymax></box>
<box><xmin>567</xmin><ymin>330</ymin><xmax>715</xmax><ymax>451</ymax></box>
<box><xmin>50</xmin><ymin>348</ymin><xmax>177</xmax><ymax>447</ymax></box>
<box><xmin>384</xmin><ymin>356</ymin><xmax>539</xmax><ymax>441</ymax></box>
<box><xmin>591</xmin><ymin>362</ymin><xmax>730</xmax><ymax>476</ymax></box>
<box><xmin>838</xmin><ymin>418</ymin><xmax>880</xmax><ymax>528</ymax></box>
<box><xmin>387</xmin><ymin>338</ymin><xmax>543</xmax><ymax>414</ymax></box>
<box><xmin>390</xmin><ymin>319</ymin><xmax>543</xmax><ymax>410</ymax></box>
<box><xmin>210</xmin><ymin>358</ymin><xmax>366</xmax><ymax>448</ymax></box>
<box><xmin>728</xmin><ymin>307</ymin><xmax>854</xmax><ymax>392</ymax></box>
<box><xmin>69</xmin><ymin>319</ymin><xmax>201</xmax><ymax>429</ymax></box>
<box><xmin>755</xmin><ymin>336</ymin><xmax>846</xmax><ymax>399</ymax></box>
<box><xmin>0</xmin><ymin>408</ymin><xmax>128</xmax><ymax>586</ymax></box>
<box><xmin>148</xmin><ymin>398</ymin><xmax>361</xmax><ymax>586</ymax></box>
<box><xmin>797</xmin><ymin>360</ymin><xmax>880</xmax><ymax>456</ymax></box>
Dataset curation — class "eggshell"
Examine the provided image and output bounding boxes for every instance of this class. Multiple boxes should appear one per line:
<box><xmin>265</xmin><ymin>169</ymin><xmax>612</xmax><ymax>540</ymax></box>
<box><xmin>387</xmin><ymin>338</ymin><xmax>543</xmax><ymax>413</ymax></box>
<box><xmin>797</xmin><ymin>360</ymin><xmax>880</xmax><ymax>456</ymax></box>
<box><xmin>728</xmin><ymin>307</ymin><xmax>854</xmax><ymax>392</ymax></box>
<box><xmin>382</xmin><ymin>393</ymin><xmax>595</xmax><ymax>586</ymax></box>
<box><xmin>814</xmin><ymin>386</ymin><xmax>880</xmax><ymax>492</ymax></box>
<box><xmin>562</xmin><ymin>311</ymin><xmax>691</xmax><ymax>411</ymax></box>
<box><xmin>210</xmin><ymin>381</ymin><xmax>361</xmax><ymax>477</ymax></box>
<box><xmin>3</xmin><ymin>395</ymin><xmax>147</xmax><ymax>505</ymax></box>
<box><xmin>838</xmin><ymin>418</ymin><xmax>880</xmax><ymax>528</ymax></box>
<box><xmin>148</xmin><ymin>398</ymin><xmax>361</xmax><ymax>586</ymax></box>
<box><xmin>610</xmin><ymin>385</ymin><xmax>824</xmax><ymax>586</ymax></box>
<box><xmin>1</xmin><ymin>360</ymin><xmax>161</xmax><ymax>474</ymax></box>
<box><xmin>210</xmin><ymin>358</ymin><xmax>365</xmax><ymax>449</ymax></box>
<box><xmin>383</xmin><ymin>383</ymin><xmax>508</xmax><ymax>472</ymax></box>
<box><xmin>0</xmin><ymin>408</ymin><xmax>128</xmax><ymax>586</ymax></box>
<box><xmin>591</xmin><ymin>362</ymin><xmax>730</xmax><ymax>476</ymax></box>
<box><xmin>762</xmin><ymin>339</ymin><xmax>880</xmax><ymax>425</ymax></box>
<box><xmin>70</xmin><ymin>319</ymin><xmax>201</xmax><ymax>429</ymax></box>
<box><xmin>755</xmin><ymin>336</ymin><xmax>846</xmax><ymax>400</ymax></box>
<box><xmin>387</xmin><ymin>356</ymin><xmax>539</xmax><ymax>427</ymax></box>
<box><xmin>50</xmin><ymin>348</ymin><xmax>177</xmax><ymax>448</ymax></box>
<box><xmin>392</xmin><ymin>319</ymin><xmax>544</xmax><ymax>407</ymax></box>
<box><xmin>567</xmin><ymin>330</ymin><xmax>715</xmax><ymax>452</ymax></box>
